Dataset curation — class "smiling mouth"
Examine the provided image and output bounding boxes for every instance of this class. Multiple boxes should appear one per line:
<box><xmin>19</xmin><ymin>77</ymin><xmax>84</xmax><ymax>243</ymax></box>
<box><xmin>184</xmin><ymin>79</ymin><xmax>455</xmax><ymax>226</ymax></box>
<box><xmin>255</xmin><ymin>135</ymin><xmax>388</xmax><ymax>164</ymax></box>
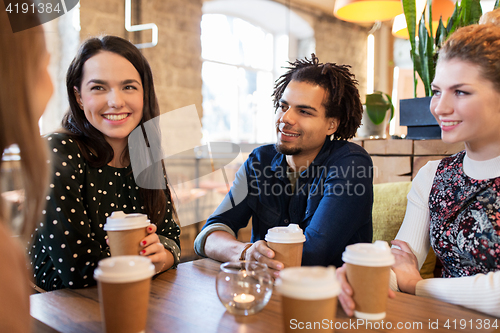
<box><xmin>441</xmin><ymin>121</ymin><xmax>461</xmax><ymax>126</ymax></box>
<box><xmin>279</xmin><ymin>128</ymin><xmax>300</xmax><ymax>137</ymax></box>
<box><xmin>103</xmin><ymin>114</ymin><xmax>129</xmax><ymax>121</ymax></box>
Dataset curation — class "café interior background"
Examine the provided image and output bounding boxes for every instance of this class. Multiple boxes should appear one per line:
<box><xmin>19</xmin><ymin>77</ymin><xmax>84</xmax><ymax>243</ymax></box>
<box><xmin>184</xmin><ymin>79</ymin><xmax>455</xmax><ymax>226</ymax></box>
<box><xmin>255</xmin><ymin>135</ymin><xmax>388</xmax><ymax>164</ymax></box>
<box><xmin>41</xmin><ymin>0</ymin><xmax>497</xmax><ymax>143</ymax></box>
<box><xmin>20</xmin><ymin>0</ymin><xmax>498</xmax><ymax>259</ymax></box>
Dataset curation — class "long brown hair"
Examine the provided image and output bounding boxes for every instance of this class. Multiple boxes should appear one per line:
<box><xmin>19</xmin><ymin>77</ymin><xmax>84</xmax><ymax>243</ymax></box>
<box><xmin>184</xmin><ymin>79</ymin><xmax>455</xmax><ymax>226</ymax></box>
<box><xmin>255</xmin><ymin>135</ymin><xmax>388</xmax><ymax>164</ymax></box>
<box><xmin>0</xmin><ymin>7</ymin><xmax>49</xmax><ymax>238</ymax></box>
<box><xmin>62</xmin><ymin>36</ymin><xmax>176</xmax><ymax>226</ymax></box>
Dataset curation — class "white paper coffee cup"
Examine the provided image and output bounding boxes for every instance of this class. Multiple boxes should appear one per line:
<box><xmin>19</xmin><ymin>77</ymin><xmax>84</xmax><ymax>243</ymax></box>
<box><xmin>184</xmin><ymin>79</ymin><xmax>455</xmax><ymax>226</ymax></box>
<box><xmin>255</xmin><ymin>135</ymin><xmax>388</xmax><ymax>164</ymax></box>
<box><xmin>94</xmin><ymin>256</ymin><xmax>155</xmax><ymax>283</ymax></box>
<box><xmin>342</xmin><ymin>240</ymin><xmax>395</xmax><ymax>267</ymax></box>
<box><xmin>103</xmin><ymin>211</ymin><xmax>150</xmax><ymax>231</ymax></box>
<box><xmin>276</xmin><ymin>266</ymin><xmax>340</xmax><ymax>299</ymax></box>
<box><xmin>265</xmin><ymin>224</ymin><xmax>306</xmax><ymax>244</ymax></box>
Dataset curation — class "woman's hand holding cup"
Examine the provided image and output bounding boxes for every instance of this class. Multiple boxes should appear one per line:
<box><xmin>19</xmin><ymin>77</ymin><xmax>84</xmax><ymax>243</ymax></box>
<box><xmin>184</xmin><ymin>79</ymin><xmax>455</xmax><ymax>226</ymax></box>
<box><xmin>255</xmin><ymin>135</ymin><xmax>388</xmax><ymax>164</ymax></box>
<box><xmin>104</xmin><ymin>211</ymin><xmax>173</xmax><ymax>274</ymax></box>
<box><xmin>139</xmin><ymin>224</ymin><xmax>173</xmax><ymax>274</ymax></box>
<box><xmin>338</xmin><ymin>242</ymin><xmax>397</xmax><ymax>319</ymax></box>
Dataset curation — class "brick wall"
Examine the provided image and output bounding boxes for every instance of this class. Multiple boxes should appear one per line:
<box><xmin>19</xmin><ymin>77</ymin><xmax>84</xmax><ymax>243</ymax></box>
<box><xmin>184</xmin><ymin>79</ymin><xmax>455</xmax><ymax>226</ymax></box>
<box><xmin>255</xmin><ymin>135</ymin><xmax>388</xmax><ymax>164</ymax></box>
<box><xmin>314</xmin><ymin>14</ymin><xmax>369</xmax><ymax>100</ymax></box>
<box><xmin>80</xmin><ymin>0</ymin><xmax>203</xmax><ymax>117</ymax></box>
<box><xmin>80</xmin><ymin>0</ymin><xmax>126</xmax><ymax>38</ymax></box>
<box><xmin>79</xmin><ymin>0</ymin><xmax>369</xmax><ymax>117</ymax></box>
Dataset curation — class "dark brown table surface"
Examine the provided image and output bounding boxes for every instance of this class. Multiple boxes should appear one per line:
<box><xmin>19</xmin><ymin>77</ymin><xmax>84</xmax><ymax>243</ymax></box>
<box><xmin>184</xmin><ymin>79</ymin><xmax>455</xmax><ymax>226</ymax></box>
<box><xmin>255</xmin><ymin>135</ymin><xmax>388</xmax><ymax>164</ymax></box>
<box><xmin>31</xmin><ymin>258</ymin><xmax>499</xmax><ymax>333</ymax></box>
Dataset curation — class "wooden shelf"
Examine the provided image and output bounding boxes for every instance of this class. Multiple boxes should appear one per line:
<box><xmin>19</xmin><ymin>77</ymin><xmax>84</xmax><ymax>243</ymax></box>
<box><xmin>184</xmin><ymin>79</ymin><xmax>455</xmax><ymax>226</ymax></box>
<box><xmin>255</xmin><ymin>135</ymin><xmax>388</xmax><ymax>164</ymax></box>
<box><xmin>357</xmin><ymin>139</ymin><xmax>464</xmax><ymax>184</ymax></box>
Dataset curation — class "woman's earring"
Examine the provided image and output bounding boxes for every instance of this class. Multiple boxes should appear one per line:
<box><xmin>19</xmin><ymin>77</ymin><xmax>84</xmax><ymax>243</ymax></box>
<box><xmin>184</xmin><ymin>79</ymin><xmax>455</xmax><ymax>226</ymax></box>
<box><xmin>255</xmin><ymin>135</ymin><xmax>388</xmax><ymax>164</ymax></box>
<box><xmin>330</xmin><ymin>134</ymin><xmax>334</xmax><ymax>141</ymax></box>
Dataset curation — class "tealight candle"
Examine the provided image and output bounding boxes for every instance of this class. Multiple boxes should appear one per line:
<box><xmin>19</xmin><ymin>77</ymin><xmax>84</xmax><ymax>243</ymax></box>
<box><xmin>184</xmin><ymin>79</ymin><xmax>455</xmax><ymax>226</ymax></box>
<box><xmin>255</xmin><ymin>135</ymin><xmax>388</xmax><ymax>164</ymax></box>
<box><xmin>216</xmin><ymin>261</ymin><xmax>273</xmax><ymax>316</ymax></box>
<box><xmin>233</xmin><ymin>293</ymin><xmax>255</xmax><ymax>309</ymax></box>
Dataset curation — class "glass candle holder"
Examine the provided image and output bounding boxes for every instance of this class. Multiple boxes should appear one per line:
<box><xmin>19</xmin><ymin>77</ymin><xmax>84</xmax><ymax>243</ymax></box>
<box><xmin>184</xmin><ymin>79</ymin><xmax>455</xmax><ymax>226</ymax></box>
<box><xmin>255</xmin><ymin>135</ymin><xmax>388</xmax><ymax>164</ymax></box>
<box><xmin>216</xmin><ymin>261</ymin><xmax>273</xmax><ymax>316</ymax></box>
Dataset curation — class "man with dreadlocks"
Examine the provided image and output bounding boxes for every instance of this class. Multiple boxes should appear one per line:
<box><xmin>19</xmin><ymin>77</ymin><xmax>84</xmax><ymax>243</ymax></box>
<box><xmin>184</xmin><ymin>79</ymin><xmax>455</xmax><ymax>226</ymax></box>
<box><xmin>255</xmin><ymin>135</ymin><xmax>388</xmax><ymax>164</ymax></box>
<box><xmin>194</xmin><ymin>55</ymin><xmax>373</xmax><ymax>274</ymax></box>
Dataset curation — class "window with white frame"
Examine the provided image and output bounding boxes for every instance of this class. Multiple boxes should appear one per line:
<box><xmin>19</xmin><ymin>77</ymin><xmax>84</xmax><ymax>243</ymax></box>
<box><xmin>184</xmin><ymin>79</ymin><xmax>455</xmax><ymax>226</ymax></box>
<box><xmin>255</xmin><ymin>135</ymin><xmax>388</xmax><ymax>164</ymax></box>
<box><xmin>200</xmin><ymin>1</ymin><xmax>314</xmax><ymax>144</ymax></box>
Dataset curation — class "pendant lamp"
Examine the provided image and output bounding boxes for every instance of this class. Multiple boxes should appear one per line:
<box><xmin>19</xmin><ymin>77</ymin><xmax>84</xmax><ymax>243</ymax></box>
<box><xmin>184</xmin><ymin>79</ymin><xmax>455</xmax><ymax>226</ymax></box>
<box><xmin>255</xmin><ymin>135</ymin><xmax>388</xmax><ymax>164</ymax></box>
<box><xmin>392</xmin><ymin>0</ymin><xmax>455</xmax><ymax>39</ymax></box>
<box><xmin>392</xmin><ymin>14</ymin><xmax>411</xmax><ymax>39</ymax></box>
<box><xmin>334</xmin><ymin>0</ymin><xmax>403</xmax><ymax>23</ymax></box>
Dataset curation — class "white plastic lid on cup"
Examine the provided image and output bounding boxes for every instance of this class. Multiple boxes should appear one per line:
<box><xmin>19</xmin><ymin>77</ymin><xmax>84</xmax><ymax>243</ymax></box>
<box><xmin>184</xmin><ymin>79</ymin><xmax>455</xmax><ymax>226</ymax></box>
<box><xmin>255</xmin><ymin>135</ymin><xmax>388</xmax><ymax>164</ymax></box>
<box><xmin>275</xmin><ymin>266</ymin><xmax>340</xmax><ymax>300</ymax></box>
<box><xmin>264</xmin><ymin>224</ymin><xmax>306</xmax><ymax>244</ymax></box>
<box><xmin>94</xmin><ymin>256</ymin><xmax>155</xmax><ymax>284</ymax></box>
<box><xmin>342</xmin><ymin>240</ymin><xmax>395</xmax><ymax>267</ymax></box>
<box><xmin>103</xmin><ymin>211</ymin><xmax>150</xmax><ymax>231</ymax></box>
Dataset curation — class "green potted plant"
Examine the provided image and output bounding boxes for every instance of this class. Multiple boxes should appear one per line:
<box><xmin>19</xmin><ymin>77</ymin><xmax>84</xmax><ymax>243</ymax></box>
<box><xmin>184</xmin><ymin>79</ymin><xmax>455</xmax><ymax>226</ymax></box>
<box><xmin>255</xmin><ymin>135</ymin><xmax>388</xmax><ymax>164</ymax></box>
<box><xmin>399</xmin><ymin>0</ymin><xmax>483</xmax><ymax>139</ymax></box>
<box><xmin>357</xmin><ymin>91</ymin><xmax>394</xmax><ymax>139</ymax></box>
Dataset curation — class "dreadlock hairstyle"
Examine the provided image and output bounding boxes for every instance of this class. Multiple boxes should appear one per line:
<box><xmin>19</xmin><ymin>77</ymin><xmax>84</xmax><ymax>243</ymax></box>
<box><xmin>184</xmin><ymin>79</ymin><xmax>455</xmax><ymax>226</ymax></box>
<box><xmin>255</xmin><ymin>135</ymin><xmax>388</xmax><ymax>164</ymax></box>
<box><xmin>272</xmin><ymin>54</ymin><xmax>363</xmax><ymax>140</ymax></box>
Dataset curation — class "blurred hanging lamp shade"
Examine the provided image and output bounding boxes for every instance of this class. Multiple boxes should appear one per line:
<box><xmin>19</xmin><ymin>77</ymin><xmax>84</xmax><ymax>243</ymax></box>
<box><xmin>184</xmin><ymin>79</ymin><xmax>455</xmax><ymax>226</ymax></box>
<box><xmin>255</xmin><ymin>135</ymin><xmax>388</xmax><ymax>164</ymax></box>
<box><xmin>391</xmin><ymin>0</ymin><xmax>455</xmax><ymax>39</ymax></box>
<box><xmin>333</xmin><ymin>0</ymin><xmax>403</xmax><ymax>23</ymax></box>
<box><xmin>392</xmin><ymin>14</ymin><xmax>411</xmax><ymax>39</ymax></box>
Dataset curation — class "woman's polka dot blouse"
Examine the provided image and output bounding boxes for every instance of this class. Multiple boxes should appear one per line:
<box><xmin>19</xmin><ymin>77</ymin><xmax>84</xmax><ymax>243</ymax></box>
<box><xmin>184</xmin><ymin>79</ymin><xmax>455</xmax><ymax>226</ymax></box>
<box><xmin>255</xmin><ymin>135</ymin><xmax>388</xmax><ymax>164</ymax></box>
<box><xmin>29</xmin><ymin>133</ymin><xmax>181</xmax><ymax>291</ymax></box>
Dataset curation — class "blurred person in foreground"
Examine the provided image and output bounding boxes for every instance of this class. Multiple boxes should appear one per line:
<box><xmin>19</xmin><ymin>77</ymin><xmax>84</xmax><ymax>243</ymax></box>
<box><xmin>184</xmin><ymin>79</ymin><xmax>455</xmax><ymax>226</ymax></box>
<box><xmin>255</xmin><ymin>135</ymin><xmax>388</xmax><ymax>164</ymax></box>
<box><xmin>0</xmin><ymin>3</ymin><xmax>52</xmax><ymax>332</ymax></box>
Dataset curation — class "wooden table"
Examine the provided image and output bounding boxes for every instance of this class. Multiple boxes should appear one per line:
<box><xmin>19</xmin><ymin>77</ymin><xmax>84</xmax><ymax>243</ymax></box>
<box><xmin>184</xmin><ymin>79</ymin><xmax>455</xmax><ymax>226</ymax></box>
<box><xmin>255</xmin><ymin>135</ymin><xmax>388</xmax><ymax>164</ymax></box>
<box><xmin>31</xmin><ymin>259</ymin><xmax>499</xmax><ymax>333</ymax></box>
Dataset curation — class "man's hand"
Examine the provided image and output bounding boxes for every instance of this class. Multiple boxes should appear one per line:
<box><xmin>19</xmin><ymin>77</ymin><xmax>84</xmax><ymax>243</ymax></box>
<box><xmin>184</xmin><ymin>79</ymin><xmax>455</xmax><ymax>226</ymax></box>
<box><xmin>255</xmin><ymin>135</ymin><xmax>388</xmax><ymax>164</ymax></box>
<box><xmin>204</xmin><ymin>231</ymin><xmax>284</xmax><ymax>276</ymax></box>
<box><xmin>245</xmin><ymin>240</ymin><xmax>284</xmax><ymax>278</ymax></box>
<box><xmin>391</xmin><ymin>240</ymin><xmax>423</xmax><ymax>295</ymax></box>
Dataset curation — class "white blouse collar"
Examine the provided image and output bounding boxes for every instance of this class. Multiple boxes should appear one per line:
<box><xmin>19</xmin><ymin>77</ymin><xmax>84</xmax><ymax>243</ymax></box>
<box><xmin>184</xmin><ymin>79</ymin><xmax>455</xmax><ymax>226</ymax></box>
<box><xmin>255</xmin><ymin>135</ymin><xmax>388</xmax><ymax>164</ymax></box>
<box><xmin>463</xmin><ymin>153</ymin><xmax>500</xmax><ymax>180</ymax></box>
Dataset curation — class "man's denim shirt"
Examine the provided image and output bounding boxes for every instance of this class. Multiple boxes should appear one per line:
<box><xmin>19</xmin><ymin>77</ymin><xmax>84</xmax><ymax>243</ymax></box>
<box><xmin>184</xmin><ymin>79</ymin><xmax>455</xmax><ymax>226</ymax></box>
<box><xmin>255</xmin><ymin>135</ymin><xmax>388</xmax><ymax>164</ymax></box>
<box><xmin>194</xmin><ymin>139</ymin><xmax>373</xmax><ymax>267</ymax></box>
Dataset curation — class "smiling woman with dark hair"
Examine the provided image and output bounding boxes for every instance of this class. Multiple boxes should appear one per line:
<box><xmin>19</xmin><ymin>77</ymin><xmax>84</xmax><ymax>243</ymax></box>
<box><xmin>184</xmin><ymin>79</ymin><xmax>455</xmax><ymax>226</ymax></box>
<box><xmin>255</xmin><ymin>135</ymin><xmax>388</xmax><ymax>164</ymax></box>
<box><xmin>29</xmin><ymin>36</ymin><xmax>181</xmax><ymax>291</ymax></box>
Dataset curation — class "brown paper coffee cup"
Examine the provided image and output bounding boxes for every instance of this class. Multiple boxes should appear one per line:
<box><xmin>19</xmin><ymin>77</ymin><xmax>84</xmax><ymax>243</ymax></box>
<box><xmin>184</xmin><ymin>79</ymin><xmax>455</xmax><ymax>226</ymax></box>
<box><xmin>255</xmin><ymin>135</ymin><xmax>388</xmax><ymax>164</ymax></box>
<box><xmin>94</xmin><ymin>256</ymin><xmax>155</xmax><ymax>333</ymax></box>
<box><xmin>107</xmin><ymin>228</ymin><xmax>147</xmax><ymax>256</ymax></box>
<box><xmin>265</xmin><ymin>224</ymin><xmax>305</xmax><ymax>268</ymax></box>
<box><xmin>342</xmin><ymin>241</ymin><xmax>395</xmax><ymax>320</ymax></box>
<box><xmin>276</xmin><ymin>266</ymin><xmax>340</xmax><ymax>333</ymax></box>
<box><xmin>98</xmin><ymin>279</ymin><xmax>151</xmax><ymax>333</ymax></box>
<box><xmin>282</xmin><ymin>296</ymin><xmax>337</xmax><ymax>333</ymax></box>
<box><xmin>345</xmin><ymin>263</ymin><xmax>391</xmax><ymax>319</ymax></box>
<box><xmin>267</xmin><ymin>242</ymin><xmax>303</xmax><ymax>268</ymax></box>
<box><xmin>104</xmin><ymin>211</ymin><xmax>150</xmax><ymax>257</ymax></box>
